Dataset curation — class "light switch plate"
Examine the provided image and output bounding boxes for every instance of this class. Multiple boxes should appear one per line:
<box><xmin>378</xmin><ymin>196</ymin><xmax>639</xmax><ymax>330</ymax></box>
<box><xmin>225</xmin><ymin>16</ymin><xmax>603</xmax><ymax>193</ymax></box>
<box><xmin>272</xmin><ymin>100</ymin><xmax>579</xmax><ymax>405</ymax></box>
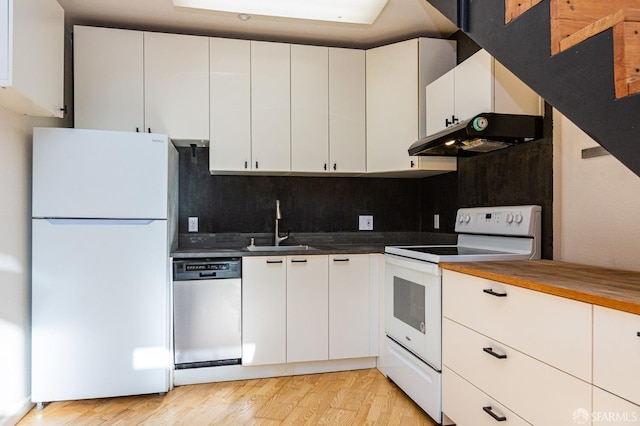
<box><xmin>359</xmin><ymin>215</ymin><xmax>373</xmax><ymax>231</ymax></box>
<box><xmin>188</xmin><ymin>216</ymin><xmax>198</xmax><ymax>233</ymax></box>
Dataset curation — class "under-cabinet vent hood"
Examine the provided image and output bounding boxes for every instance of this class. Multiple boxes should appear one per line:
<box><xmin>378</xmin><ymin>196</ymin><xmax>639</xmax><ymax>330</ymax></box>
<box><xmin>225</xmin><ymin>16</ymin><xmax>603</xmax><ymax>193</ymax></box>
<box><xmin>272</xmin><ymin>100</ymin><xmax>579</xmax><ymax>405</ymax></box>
<box><xmin>409</xmin><ymin>113</ymin><xmax>543</xmax><ymax>157</ymax></box>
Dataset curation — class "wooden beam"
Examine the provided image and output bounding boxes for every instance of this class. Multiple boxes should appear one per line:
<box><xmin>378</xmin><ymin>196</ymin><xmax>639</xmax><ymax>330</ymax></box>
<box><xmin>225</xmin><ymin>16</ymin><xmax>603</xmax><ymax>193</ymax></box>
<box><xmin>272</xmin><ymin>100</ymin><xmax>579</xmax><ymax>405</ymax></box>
<box><xmin>505</xmin><ymin>0</ymin><xmax>543</xmax><ymax>23</ymax></box>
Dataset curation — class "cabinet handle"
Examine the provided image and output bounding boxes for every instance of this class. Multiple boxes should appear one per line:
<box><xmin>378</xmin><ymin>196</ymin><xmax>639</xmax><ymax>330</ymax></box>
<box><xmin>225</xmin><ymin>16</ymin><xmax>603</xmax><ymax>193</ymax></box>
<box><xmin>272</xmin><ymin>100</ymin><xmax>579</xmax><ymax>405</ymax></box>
<box><xmin>482</xmin><ymin>406</ymin><xmax>507</xmax><ymax>422</ymax></box>
<box><xmin>291</xmin><ymin>259</ymin><xmax>308</xmax><ymax>263</ymax></box>
<box><xmin>333</xmin><ymin>163</ymin><xmax>337</xmax><ymax>171</ymax></box>
<box><xmin>136</xmin><ymin>127</ymin><xmax>140</xmax><ymax>133</ymax></box>
<box><xmin>410</xmin><ymin>160</ymin><xmax>415</xmax><ymax>168</ymax></box>
<box><xmin>483</xmin><ymin>288</ymin><xmax>507</xmax><ymax>297</ymax></box>
<box><xmin>483</xmin><ymin>347</ymin><xmax>507</xmax><ymax>359</ymax></box>
<box><xmin>324</xmin><ymin>163</ymin><xmax>327</xmax><ymax>171</ymax></box>
<box><xmin>244</xmin><ymin>161</ymin><xmax>248</xmax><ymax>169</ymax></box>
<box><xmin>445</xmin><ymin>118</ymin><xmax>452</xmax><ymax>127</ymax></box>
<box><xmin>255</xmin><ymin>161</ymin><xmax>259</xmax><ymax>169</ymax></box>
<box><xmin>637</xmin><ymin>332</ymin><xmax>640</xmax><ymax>337</ymax></box>
<box><xmin>148</xmin><ymin>128</ymin><xmax>151</xmax><ymax>133</ymax></box>
<box><xmin>266</xmin><ymin>259</ymin><xmax>283</xmax><ymax>264</ymax></box>
<box><xmin>333</xmin><ymin>258</ymin><xmax>350</xmax><ymax>262</ymax></box>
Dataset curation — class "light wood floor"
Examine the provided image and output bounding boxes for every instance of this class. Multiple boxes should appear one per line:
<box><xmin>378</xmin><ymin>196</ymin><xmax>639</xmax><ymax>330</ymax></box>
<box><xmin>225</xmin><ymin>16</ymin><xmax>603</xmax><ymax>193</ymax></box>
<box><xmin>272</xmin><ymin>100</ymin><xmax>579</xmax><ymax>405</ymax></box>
<box><xmin>18</xmin><ymin>368</ymin><xmax>436</xmax><ymax>425</ymax></box>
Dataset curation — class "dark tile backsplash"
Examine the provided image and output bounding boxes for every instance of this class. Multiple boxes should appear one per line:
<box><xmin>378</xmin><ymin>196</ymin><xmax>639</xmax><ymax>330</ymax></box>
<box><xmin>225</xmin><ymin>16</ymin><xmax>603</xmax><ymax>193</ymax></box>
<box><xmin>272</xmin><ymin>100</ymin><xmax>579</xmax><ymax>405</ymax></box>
<box><xmin>178</xmin><ymin>134</ymin><xmax>553</xmax><ymax>258</ymax></box>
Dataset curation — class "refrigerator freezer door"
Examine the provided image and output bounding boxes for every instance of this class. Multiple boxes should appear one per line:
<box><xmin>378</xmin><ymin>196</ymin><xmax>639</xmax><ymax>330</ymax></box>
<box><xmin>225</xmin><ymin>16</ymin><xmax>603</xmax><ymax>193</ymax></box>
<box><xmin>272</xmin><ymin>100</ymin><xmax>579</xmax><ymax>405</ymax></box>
<box><xmin>31</xmin><ymin>218</ymin><xmax>170</xmax><ymax>402</ymax></box>
<box><xmin>32</xmin><ymin>127</ymin><xmax>169</xmax><ymax>220</ymax></box>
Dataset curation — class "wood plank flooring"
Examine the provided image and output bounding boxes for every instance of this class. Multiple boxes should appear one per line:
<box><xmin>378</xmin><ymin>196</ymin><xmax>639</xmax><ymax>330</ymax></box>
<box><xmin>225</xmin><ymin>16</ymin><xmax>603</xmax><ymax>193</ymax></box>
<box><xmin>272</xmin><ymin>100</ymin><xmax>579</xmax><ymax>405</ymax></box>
<box><xmin>18</xmin><ymin>368</ymin><xmax>436</xmax><ymax>425</ymax></box>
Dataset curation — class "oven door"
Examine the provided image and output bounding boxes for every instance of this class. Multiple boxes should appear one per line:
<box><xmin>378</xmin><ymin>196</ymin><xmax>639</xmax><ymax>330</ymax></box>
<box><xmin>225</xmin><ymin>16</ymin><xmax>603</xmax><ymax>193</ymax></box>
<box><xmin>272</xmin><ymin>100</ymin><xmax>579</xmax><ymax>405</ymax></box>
<box><xmin>384</xmin><ymin>254</ymin><xmax>442</xmax><ymax>371</ymax></box>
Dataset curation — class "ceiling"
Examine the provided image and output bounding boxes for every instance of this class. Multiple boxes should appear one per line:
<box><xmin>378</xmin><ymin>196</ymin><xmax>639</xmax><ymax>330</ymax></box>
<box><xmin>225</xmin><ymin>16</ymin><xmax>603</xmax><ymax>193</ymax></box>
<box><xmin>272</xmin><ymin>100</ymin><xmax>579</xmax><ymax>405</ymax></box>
<box><xmin>56</xmin><ymin>0</ymin><xmax>458</xmax><ymax>48</ymax></box>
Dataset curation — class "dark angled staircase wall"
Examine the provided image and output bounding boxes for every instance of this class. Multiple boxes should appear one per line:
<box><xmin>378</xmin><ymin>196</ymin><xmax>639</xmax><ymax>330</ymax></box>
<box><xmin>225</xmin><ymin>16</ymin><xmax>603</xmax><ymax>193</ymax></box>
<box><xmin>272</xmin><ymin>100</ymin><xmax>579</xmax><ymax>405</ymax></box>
<box><xmin>426</xmin><ymin>0</ymin><xmax>640</xmax><ymax>177</ymax></box>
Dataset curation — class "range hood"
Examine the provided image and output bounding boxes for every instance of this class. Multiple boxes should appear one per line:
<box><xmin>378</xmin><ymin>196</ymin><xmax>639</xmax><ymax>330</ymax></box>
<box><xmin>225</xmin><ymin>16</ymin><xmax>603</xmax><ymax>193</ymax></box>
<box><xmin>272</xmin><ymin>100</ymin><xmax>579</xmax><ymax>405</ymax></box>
<box><xmin>409</xmin><ymin>113</ymin><xmax>543</xmax><ymax>157</ymax></box>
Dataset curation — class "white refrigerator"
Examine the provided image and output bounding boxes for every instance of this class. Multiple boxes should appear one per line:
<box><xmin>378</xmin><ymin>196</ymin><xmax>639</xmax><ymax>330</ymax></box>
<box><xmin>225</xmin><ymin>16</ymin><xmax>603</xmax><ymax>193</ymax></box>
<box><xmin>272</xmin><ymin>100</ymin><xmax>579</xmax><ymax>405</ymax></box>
<box><xmin>31</xmin><ymin>127</ymin><xmax>178</xmax><ymax>404</ymax></box>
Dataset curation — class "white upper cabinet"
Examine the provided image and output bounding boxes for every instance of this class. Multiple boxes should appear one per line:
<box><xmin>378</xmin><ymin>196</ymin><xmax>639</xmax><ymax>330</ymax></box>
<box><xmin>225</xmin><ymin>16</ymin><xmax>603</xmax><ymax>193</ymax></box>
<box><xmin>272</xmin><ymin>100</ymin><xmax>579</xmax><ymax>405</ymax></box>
<box><xmin>329</xmin><ymin>48</ymin><xmax>366</xmax><ymax>174</ymax></box>
<box><xmin>144</xmin><ymin>32</ymin><xmax>209</xmax><ymax>140</ymax></box>
<box><xmin>251</xmin><ymin>41</ymin><xmax>291</xmax><ymax>173</ymax></box>
<box><xmin>0</xmin><ymin>0</ymin><xmax>64</xmax><ymax>117</ymax></box>
<box><xmin>426</xmin><ymin>49</ymin><xmax>542</xmax><ymax>136</ymax></box>
<box><xmin>209</xmin><ymin>38</ymin><xmax>251</xmax><ymax>173</ymax></box>
<box><xmin>291</xmin><ymin>44</ymin><xmax>329</xmax><ymax>173</ymax></box>
<box><xmin>366</xmin><ymin>38</ymin><xmax>457</xmax><ymax>175</ymax></box>
<box><xmin>74</xmin><ymin>26</ymin><xmax>144</xmax><ymax>131</ymax></box>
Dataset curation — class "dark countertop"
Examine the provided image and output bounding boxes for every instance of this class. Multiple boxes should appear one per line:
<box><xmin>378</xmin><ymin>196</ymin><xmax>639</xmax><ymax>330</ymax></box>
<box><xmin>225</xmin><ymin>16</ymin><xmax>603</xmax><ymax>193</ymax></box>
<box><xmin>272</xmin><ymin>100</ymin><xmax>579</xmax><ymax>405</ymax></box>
<box><xmin>171</xmin><ymin>231</ymin><xmax>457</xmax><ymax>259</ymax></box>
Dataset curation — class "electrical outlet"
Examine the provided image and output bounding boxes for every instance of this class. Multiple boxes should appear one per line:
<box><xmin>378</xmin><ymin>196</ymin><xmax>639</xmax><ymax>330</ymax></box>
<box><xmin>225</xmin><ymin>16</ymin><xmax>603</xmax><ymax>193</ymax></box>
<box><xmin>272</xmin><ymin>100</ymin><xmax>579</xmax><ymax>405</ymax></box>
<box><xmin>434</xmin><ymin>214</ymin><xmax>440</xmax><ymax>230</ymax></box>
<box><xmin>359</xmin><ymin>215</ymin><xmax>373</xmax><ymax>231</ymax></box>
<box><xmin>188</xmin><ymin>217</ymin><xmax>198</xmax><ymax>233</ymax></box>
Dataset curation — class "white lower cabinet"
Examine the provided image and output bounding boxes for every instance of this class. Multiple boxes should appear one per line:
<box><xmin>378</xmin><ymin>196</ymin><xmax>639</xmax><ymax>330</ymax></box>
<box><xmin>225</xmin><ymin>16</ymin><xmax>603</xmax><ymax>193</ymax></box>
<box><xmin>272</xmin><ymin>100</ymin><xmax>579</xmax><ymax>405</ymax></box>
<box><xmin>329</xmin><ymin>254</ymin><xmax>371</xmax><ymax>359</ymax></box>
<box><xmin>443</xmin><ymin>367</ymin><xmax>530</xmax><ymax>426</ymax></box>
<box><xmin>242</xmin><ymin>256</ymin><xmax>287</xmax><ymax>366</ymax></box>
<box><xmin>443</xmin><ymin>318</ymin><xmax>592</xmax><ymax>425</ymax></box>
<box><xmin>287</xmin><ymin>255</ymin><xmax>329</xmax><ymax>363</ymax></box>
<box><xmin>593</xmin><ymin>305</ymin><xmax>640</xmax><ymax>407</ymax></box>
<box><xmin>243</xmin><ymin>253</ymin><xmax>373</xmax><ymax>367</ymax></box>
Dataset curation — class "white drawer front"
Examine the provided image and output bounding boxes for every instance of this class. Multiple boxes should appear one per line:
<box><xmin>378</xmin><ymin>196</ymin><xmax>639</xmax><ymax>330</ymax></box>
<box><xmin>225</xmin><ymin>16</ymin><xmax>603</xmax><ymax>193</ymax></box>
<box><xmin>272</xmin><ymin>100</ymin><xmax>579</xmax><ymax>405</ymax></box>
<box><xmin>442</xmin><ymin>270</ymin><xmax>592</xmax><ymax>381</ymax></box>
<box><xmin>443</xmin><ymin>318</ymin><xmax>592</xmax><ymax>426</ymax></box>
<box><xmin>593</xmin><ymin>306</ymin><xmax>640</xmax><ymax>406</ymax></box>
<box><xmin>443</xmin><ymin>367</ymin><xmax>531</xmax><ymax>426</ymax></box>
<box><xmin>592</xmin><ymin>386</ymin><xmax>640</xmax><ymax>425</ymax></box>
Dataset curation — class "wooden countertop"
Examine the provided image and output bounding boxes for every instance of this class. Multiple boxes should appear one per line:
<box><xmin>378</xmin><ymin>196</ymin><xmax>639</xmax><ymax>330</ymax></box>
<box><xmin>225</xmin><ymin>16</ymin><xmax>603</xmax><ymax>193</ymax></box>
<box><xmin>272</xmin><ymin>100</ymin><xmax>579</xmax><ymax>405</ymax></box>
<box><xmin>440</xmin><ymin>260</ymin><xmax>640</xmax><ymax>315</ymax></box>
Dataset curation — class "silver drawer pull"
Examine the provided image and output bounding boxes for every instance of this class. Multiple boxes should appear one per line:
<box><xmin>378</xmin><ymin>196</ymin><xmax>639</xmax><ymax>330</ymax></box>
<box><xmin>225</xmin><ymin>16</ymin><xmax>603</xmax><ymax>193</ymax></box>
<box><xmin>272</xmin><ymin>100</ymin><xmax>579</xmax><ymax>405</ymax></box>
<box><xmin>483</xmin><ymin>288</ymin><xmax>507</xmax><ymax>297</ymax></box>
<box><xmin>483</xmin><ymin>406</ymin><xmax>507</xmax><ymax>422</ymax></box>
<box><xmin>483</xmin><ymin>347</ymin><xmax>507</xmax><ymax>359</ymax></box>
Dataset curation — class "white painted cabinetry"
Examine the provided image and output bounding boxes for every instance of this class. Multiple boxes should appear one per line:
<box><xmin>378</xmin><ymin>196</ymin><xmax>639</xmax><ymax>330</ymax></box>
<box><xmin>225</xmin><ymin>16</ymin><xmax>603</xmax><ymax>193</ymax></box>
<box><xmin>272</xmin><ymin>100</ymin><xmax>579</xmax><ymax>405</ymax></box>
<box><xmin>593</xmin><ymin>306</ymin><xmax>640</xmax><ymax>407</ymax></box>
<box><xmin>74</xmin><ymin>26</ymin><xmax>144</xmax><ymax>131</ymax></box>
<box><xmin>251</xmin><ymin>41</ymin><xmax>291</xmax><ymax>173</ymax></box>
<box><xmin>329</xmin><ymin>48</ymin><xmax>366</xmax><ymax>174</ymax></box>
<box><xmin>287</xmin><ymin>255</ymin><xmax>329</xmax><ymax>363</ymax></box>
<box><xmin>0</xmin><ymin>0</ymin><xmax>64</xmax><ymax>117</ymax></box>
<box><xmin>75</xmin><ymin>27</ymin><xmax>209</xmax><ymax>140</ymax></box>
<box><xmin>329</xmin><ymin>254</ymin><xmax>371</xmax><ymax>359</ymax></box>
<box><xmin>426</xmin><ymin>49</ymin><xmax>542</xmax><ymax>136</ymax></box>
<box><xmin>442</xmin><ymin>270</ymin><xmax>592</xmax><ymax>425</ymax></box>
<box><xmin>366</xmin><ymin>38</ymin><xmax>457</xmax><ymax>175</ymax></box>
<box><xmin>209</xmin><ymin>38</ymin><xmax>251</xmax><ymax>172</ymax></box>
<box><xmin>242</xmin><ymin>256</ymin><xmax>287</xmax><ymax>366</ymax></box>
<box><xmin>291</xmin><ymin>44</ymin><xmax>329</xmax><ymax>173</ymax></box>
<box><xmin>144</xmin><ymin>32</ymin><xmax>209</xmax><ymax>140</ymax></box>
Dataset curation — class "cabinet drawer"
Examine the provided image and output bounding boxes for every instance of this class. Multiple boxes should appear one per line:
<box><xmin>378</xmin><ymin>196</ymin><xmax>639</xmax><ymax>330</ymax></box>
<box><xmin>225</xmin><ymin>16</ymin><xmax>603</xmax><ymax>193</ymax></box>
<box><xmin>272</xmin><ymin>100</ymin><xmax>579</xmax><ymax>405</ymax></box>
<box><xmin>593</xmin><ymin>386</ymin><xmax>640</xmax><ymax>425</ymax></box>
<box><xmin>443</xmin><ymin>318</ymin><xmax>592</xmax><ymax>425</ymax></box>
<box><xmin>593</xmin><ymin>306</ymin><xmax>640</xmax><ymax>406</ymax></box>
<box><xmin>442</xmin><ymin>270</ymin><xmax>592</xmax><ymax>381</ymax></box>
<box><xmin>443</xmin><ymin>367</ymin><xmax>531</xmax><ymax>426</ymax></box>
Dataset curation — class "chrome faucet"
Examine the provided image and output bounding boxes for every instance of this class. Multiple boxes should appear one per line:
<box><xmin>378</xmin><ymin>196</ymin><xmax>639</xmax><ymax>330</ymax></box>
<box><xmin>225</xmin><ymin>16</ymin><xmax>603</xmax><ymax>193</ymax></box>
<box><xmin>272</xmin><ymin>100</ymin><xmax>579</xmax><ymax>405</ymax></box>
<box><xmin>274</xmin><ymin>199</ymin><xmax>289</xmax><ymax>246</ymax></box>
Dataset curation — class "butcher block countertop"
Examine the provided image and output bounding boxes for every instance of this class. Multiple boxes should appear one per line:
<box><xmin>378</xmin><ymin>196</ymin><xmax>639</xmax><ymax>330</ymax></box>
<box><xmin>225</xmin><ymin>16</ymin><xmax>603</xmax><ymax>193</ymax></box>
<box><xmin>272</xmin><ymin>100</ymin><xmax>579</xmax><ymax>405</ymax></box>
<box><xmin>440</xmin><ymin>260</ymin><xmax>640</xmax><ymax>315</ymax></box>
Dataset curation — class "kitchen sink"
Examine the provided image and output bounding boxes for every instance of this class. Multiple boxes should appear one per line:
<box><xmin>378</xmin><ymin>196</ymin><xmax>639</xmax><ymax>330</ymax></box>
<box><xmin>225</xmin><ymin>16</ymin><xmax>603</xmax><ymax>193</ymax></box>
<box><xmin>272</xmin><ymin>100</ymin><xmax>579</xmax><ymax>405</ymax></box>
<box><xmin>246</xmin><ymin>245</ymin><xmax>317</xmax><ymax>252</ymax></box>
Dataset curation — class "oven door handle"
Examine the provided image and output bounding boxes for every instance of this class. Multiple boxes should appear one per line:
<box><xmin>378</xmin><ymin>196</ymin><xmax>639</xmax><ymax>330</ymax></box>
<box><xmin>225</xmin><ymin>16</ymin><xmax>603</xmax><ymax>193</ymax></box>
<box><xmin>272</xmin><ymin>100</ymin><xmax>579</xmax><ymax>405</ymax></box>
<box><xmin>384</xmin><ymin>254</ymin><xmax>441</xmax><ymax>275</ymax></box>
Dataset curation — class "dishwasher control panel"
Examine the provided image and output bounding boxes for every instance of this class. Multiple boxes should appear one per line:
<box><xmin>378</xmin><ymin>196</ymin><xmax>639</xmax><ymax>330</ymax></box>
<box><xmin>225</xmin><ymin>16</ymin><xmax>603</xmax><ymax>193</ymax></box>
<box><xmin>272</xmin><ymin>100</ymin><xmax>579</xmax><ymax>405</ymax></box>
<box><xmin>173</xmin><ymin>258</ymin><xmax>241</xmax><ymax>280</ymax></box>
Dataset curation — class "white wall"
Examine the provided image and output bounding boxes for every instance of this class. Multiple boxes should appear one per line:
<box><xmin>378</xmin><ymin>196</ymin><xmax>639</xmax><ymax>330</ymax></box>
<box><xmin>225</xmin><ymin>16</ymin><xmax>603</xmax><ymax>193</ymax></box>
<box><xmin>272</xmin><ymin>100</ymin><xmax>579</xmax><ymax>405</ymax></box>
<box><xmin>0</xmin><ymin>106</ymin><xmax>31</xmax><ymax>425</ymax></box>
<box><xmin>553</xmin><ymin>109</ymin><xmax>640</xmax><ymax>271</ymax></box>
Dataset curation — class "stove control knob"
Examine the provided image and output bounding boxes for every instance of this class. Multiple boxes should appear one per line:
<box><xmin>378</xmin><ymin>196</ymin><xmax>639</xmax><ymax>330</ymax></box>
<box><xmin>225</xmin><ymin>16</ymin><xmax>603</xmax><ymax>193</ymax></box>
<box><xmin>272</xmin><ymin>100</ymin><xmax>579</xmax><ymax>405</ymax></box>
<box><xmin>463</xmin><ymin>214</ymin><xmax>471</xmax><ymax>223</ymax></box>
<box><xmin>514</xmin><ymin>214</ymin><xmax>524</xmax><ymax>224</ymax></box>
<box><xmin>458</xmin><ymin>215</ymin><xmax>464</xmax><ymax>223</ymax></box>
<box><xmin>506</xmin><ymin>214</ymin><xmax>514</xmax><ymax>223</ymax></box>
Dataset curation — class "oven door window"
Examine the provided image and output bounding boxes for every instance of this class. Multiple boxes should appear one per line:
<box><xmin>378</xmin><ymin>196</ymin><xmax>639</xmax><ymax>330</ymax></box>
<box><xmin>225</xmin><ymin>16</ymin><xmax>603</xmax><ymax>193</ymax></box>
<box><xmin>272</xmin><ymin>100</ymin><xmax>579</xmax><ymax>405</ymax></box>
<box><xmin>393</xmin><ymin>277</ymin><xmax>425</xmax><ymax>333</ymax></box>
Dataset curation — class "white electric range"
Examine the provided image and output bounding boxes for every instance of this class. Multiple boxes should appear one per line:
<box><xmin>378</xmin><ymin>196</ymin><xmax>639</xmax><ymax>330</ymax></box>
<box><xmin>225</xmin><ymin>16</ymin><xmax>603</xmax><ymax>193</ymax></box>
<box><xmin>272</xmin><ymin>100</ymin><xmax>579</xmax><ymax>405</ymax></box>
<box><xmin>383</xmin><ymin>205</ymin><xmax>542</xmax><ymax>425</ymax></box>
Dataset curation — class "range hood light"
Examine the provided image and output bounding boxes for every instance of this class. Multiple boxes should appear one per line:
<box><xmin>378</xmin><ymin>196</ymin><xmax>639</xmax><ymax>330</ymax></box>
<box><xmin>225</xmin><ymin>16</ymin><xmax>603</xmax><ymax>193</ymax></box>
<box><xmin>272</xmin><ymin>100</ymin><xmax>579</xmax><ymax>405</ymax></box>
<box><xmin>444</xmin><ymin>139</ymin><xmax>456</xmax><ymax>146</ymax></box>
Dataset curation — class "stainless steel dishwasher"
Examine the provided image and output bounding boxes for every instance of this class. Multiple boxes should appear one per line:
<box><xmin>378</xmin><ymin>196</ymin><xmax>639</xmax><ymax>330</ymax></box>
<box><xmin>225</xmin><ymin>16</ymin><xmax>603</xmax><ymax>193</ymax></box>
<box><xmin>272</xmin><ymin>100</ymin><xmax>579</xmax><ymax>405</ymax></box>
<box><xmin>173</xmin><ymin>258</ymin><xmax>242</xmax><ymax>368</ymax></box>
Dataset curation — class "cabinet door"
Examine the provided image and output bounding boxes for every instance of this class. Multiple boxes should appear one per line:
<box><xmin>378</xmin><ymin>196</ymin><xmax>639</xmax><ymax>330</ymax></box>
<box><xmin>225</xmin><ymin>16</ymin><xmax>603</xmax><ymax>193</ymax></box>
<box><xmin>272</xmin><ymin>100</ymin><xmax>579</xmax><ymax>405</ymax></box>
<box><xmin>592</xmin><ymin>386</ymin><xmax>640</xmax><ymax>425</ymax></box>
<box><xmin>425</xmin><ymin>69</ymin><xmax>455</xmax><ymax>136</ymax></box>
<box><xmin>291</xmin><ymin>44</ymin><xmax>329</xmax><ymax>173</ymax></box>
<box><xmin>0</xmin><ymin>0</ymin><xmax>64</xmax><ymax>118</ymax></box>
<box><xmin>144</xmin><ymin>32</ymin><xmax>209</xmax><ymax>140</ymax></box>
<box><xmin>74</xmin><ymin>26</ymin><xmax>144</xmax><ymax>131</ymax></box>
<box><xmin>328</xmin><ymin>48</ymin><xmax>366</xmax><ymax>173</ymax></box>
<box><xmin>493</xmin><ymin>58</ymin><xmax>543</xmax><ymax>116</ymax></box>
<box><xmin>454</xmin><ymin>49</ymin><xmax>494</xmax><ymax>122</ymax></box>
<box><xmin>366</xmin><ymin>39</ymin><xmax>419</xmax><ymax>173</ymax></box>
<box><xmin>242</xmin><ymin>256</ymin><xmax>287</xmax><ymax>366</ymax></box>
<box><xmin>593</xmin><ymin>306</ymin><xmax>640</xmax><ymax>406</ymax></box>
<box><xmin>287</xmin><ymin>255</ymin><xmax>329</xmax><ymax>363</ymax></box>
<box><xmin>251</xmin><ymin>41</ymin><xmax>291</xmax><ymax>173</ymax></box>
<box><xmin>209</xmin><ymin>38</ymin><xmax>251</xmax><ymax>173</ymax></box>
<box><xmin>329</xmin><ymin>254</ymin><xmax>370</xmax><ymax>359</ymax></box>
